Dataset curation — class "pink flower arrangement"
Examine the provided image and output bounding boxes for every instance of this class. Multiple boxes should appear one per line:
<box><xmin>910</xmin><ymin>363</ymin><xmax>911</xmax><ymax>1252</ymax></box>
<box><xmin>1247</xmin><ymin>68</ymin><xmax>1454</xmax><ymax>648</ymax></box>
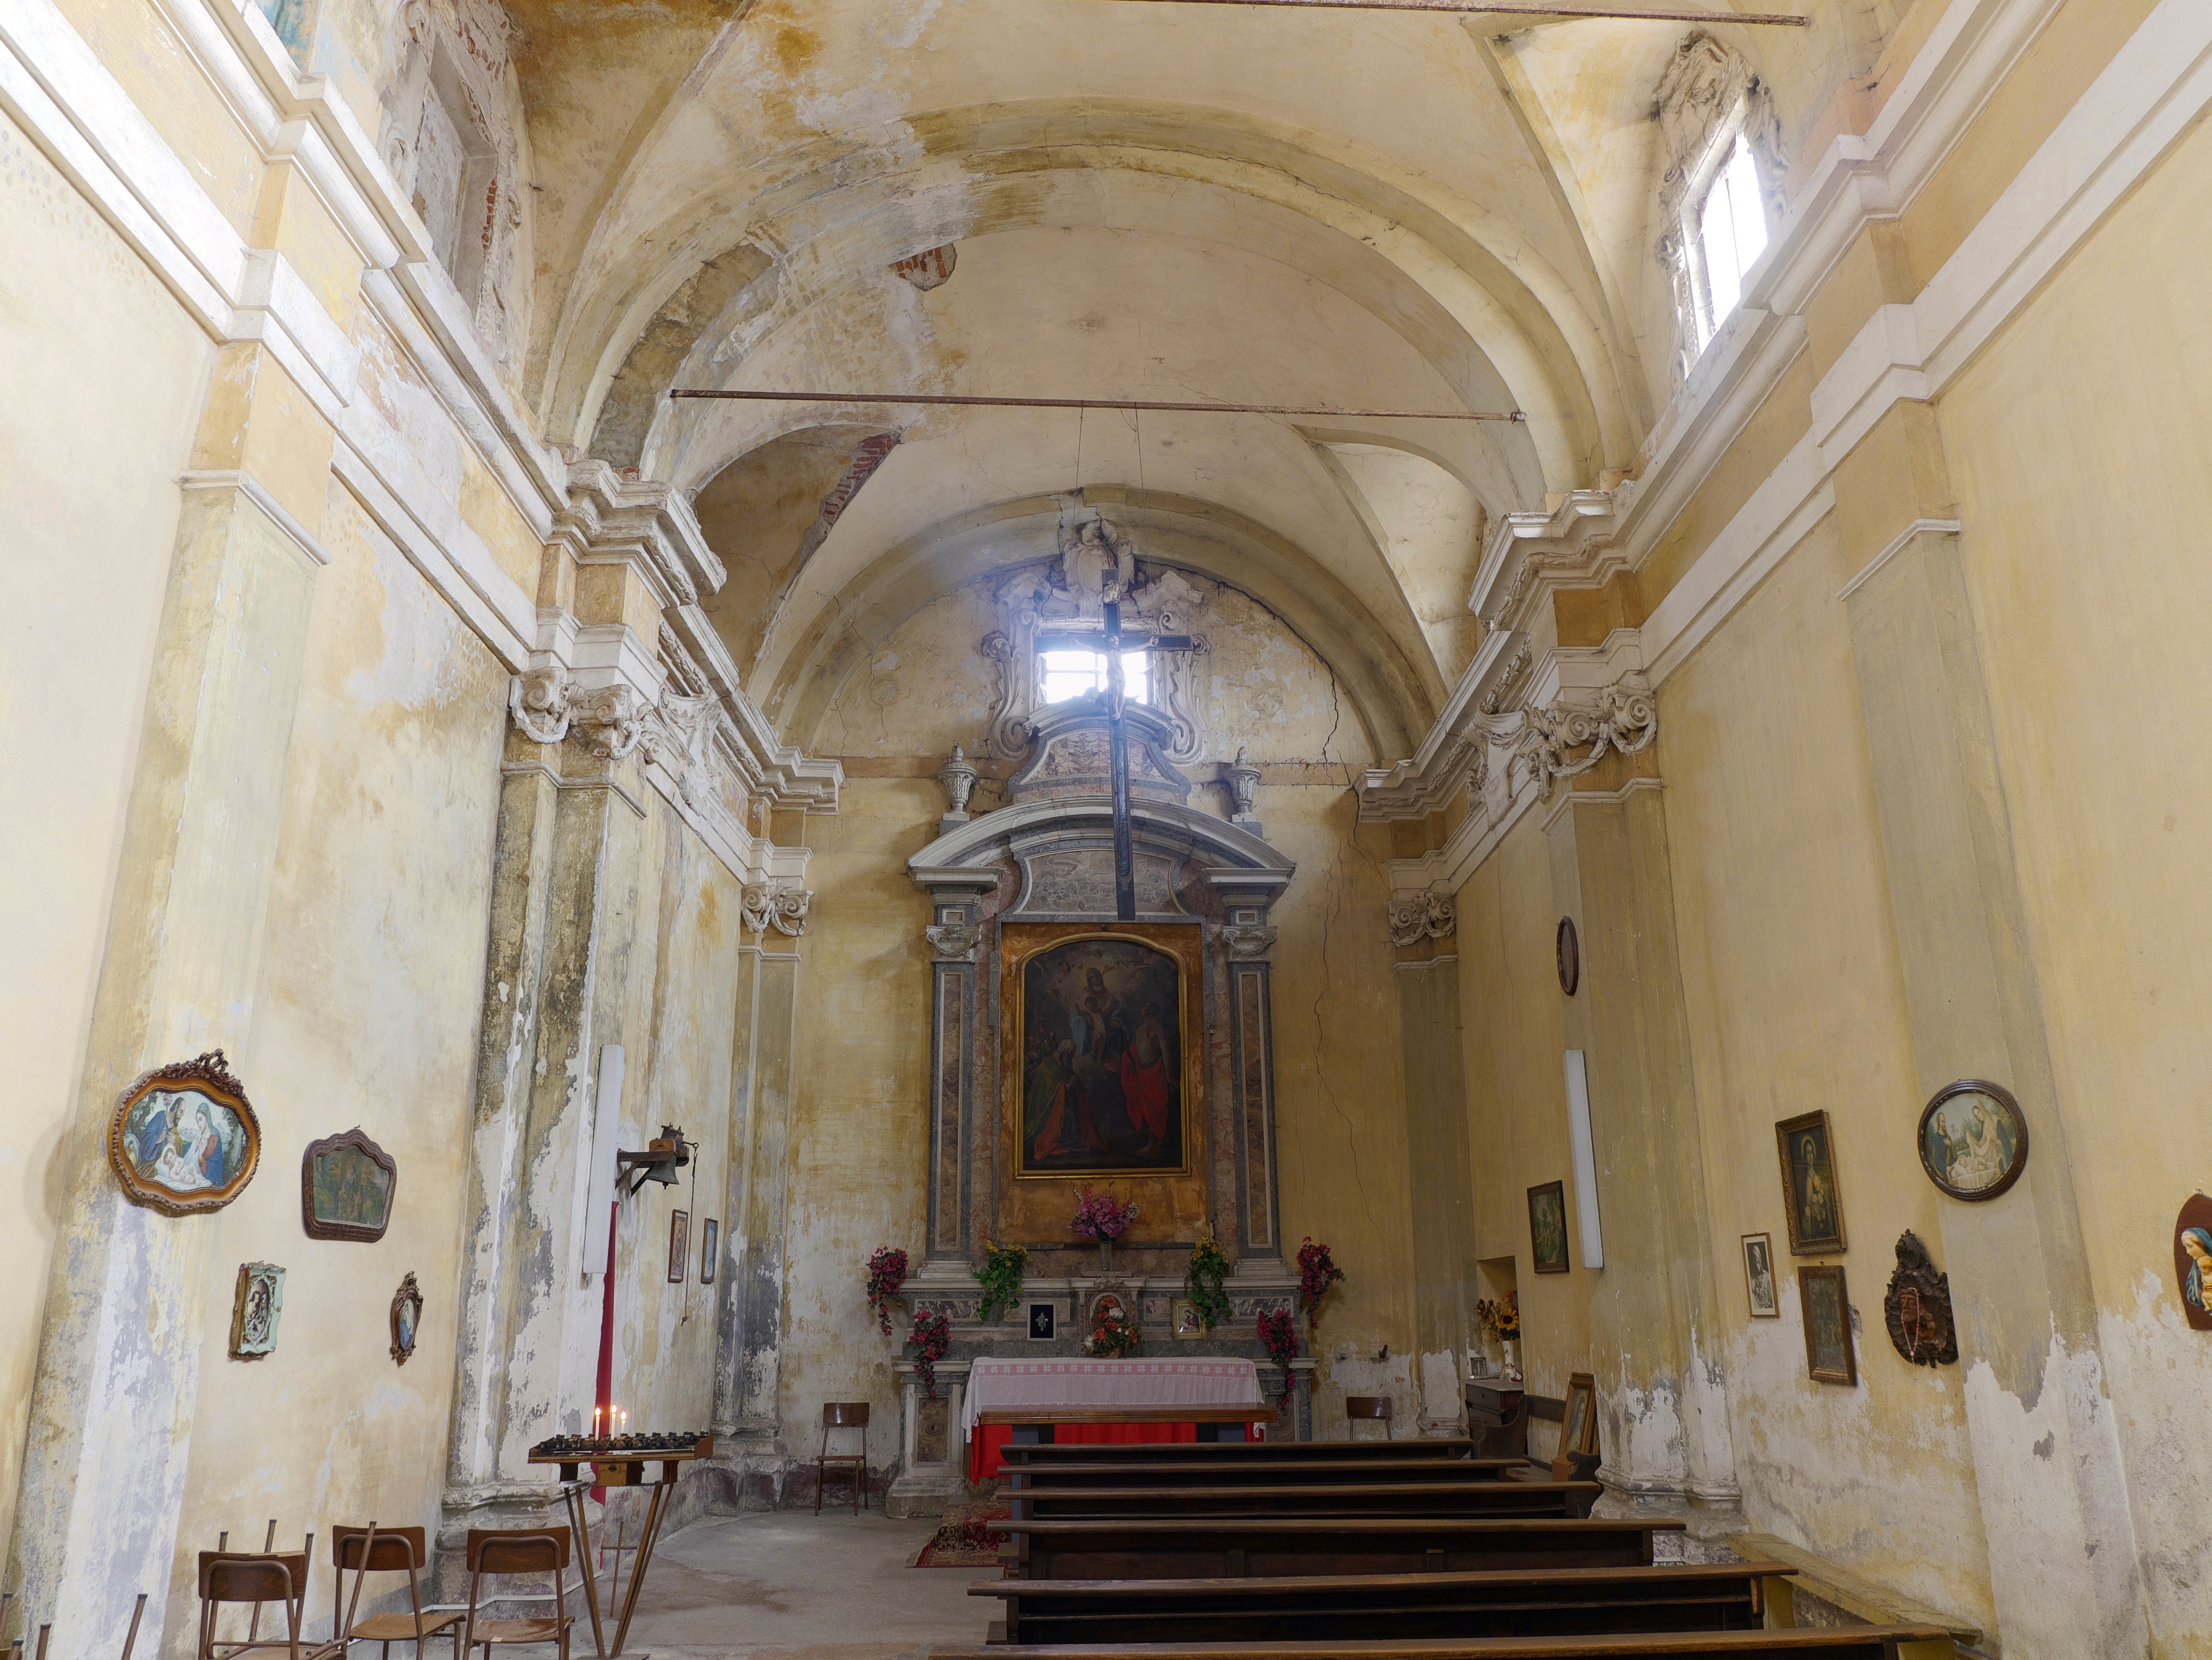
<box><xmin>909</xmin><ymin>1307</ymin><xmax>952</xmax><ymax>1399</ymax></box>
<box><xmin>1071</xmin><ymin>1187</ymin><xmax>1139</xmax><ymax>1242</ymax></box>
<box><xmin>1296</xmin><ymin>1236</ymin><xmax>1345</xmax><ymax>1331</ymax></box>
<box><xmin>866</xmin><ymin>1245</ymin><xmax>911</xmax><ymax>1337</ymax></box>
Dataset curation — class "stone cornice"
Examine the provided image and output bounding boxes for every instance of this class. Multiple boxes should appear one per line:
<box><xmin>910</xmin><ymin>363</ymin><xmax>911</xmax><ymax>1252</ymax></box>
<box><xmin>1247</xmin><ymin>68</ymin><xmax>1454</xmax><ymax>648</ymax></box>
<box><xmin>553</xmin><ymin>462</ymin><xmax>725</xmax><ymax>611</ymax></box>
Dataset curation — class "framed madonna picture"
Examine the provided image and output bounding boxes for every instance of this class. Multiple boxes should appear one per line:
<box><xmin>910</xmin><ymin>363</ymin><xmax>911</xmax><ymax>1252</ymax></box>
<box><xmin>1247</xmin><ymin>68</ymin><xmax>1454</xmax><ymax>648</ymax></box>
<box><xmin>1918</xmin><ymin>1080</ymin><xmax>2028</xmax><ymax>1202</ymax></box>
<box><xmin>110</xmin><ymin>1051</ymin><xmax>260</xmax><ymax>1217</ymax></box>
<box><xmin>1775</xmin><ymin>1110</ymin><xmax>1846</xmax><ymax>1255</ymax></box>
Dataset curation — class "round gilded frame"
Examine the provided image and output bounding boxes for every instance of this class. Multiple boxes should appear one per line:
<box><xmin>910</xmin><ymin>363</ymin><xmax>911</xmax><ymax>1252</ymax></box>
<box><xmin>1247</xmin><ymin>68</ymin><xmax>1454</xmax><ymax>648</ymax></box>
<box><xmin>1917</xmin><ymin>1078</ymin><xmax>2029</xmax><ymax>1203</ymax></box>
<box><xmin>108</xmin><ymin>1050</ymin><xmax>261</xmax><ymax>1217</ymax></box>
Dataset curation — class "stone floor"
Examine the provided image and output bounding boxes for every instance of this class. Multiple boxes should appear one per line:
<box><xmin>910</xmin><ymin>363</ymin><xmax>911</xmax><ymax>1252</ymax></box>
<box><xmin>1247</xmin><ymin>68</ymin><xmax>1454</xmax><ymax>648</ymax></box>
<box><xmin>592</xmin><ymin>1507</ymin><xmax>993</xmax><ymax>1659</ymax></box>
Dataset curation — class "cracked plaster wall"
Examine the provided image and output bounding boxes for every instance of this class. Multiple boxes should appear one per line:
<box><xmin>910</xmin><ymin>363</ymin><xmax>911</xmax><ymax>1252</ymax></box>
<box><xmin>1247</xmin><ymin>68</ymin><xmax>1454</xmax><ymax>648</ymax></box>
<box><xmin>0</xmin><ymin>106</ymin><xmax>219</xmax><ymax>1571</ymax></box>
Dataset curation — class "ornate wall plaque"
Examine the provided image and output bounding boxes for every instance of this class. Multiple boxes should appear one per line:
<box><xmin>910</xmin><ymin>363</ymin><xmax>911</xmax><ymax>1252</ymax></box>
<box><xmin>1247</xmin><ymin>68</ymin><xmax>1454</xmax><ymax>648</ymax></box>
<box><xmin>391</xmin><ymin>1271</ymin><xmax>422</xmax><ymax>1365</ymax></box>
<box><xmin>301</xmin><ymin>1127</ymin><xmax>397</xmax><ymax>1242</ymax></box>
<box><xmin>1918</xmin><ymin>1079</ymin><xmax>2028</xmax><ymax>1202</ymax></box>
<box><xmin>1882</xmin><ymin>1230</ymin><xmax>1958</xmax><ymax>1366</ymax></box>
<box><xmin>229</xmin><ymin>1262</ymin><xmax>284</xmax><ymax>1359</ymax></box>
<box><xmin>110</xmin><ymin>1051</ymin><xmax>260</xmax><ymax>1217</ymax></box>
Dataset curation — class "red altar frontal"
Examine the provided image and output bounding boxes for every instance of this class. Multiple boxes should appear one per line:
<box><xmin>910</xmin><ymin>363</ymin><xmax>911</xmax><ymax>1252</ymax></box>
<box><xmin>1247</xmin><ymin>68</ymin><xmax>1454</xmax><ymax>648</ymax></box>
<box><xmin>963</xmin><ymin>1357</ymin><xmax>1270</xmax><ymax>1481</ymax></box>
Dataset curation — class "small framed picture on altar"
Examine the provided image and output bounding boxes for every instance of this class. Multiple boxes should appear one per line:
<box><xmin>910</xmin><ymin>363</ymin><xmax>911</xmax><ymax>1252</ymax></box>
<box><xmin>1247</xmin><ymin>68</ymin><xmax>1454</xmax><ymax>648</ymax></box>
<box><xmin>1026</xmin><ymin>1301</ymin><xmax>1057</xmax><ymax>1340</ymax></box>
<box><xmin>1172</xmin><ymin>1298</ymin><xmax>1206</xmax><ymax>1340</ymax></box>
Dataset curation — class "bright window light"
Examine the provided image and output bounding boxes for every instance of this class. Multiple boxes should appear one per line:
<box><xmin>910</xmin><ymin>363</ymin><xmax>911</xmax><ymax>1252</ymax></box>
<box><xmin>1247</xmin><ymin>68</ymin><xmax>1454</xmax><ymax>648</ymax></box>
<box><xmin>1038</xmin><ymin>648</ymin><xmax>1150</xmax><ymax>705</ymax></box>
<box><xmin>1698</xmin><ymin>132</ymin><xmax>1768</xmax><ymax>330</ymax></box>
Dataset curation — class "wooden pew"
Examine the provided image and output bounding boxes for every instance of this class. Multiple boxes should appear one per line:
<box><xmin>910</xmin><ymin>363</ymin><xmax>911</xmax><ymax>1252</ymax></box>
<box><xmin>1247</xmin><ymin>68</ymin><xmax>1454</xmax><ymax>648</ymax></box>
<box><xmin>1004</xmin><ymin>1517</ymin><xmax>1684</xmax><ymax>1580</ymax></box>
<box><xmin>998</xmin><ymin>1440</ymin><xmax>1484</xmax><ymax>1466</ymax></box>
<box><xmin>930</xmin><ymin>1629</ymin><xmax>1957</xmax><ymax>1660</ymax></box>
<box><xmin>973</xmin><ymin>1562</ymin><xmax>1778</xmax><ymax>1643</ymax></box>
<box><xmin>1005</xmin><ymin>1457</ymin><xmax>1526</xmax><ymax>1491</ymax></box>
<box><xmin>1008</xmin><ymin>1481</ymin><xmax>1602</xmax><ymax>1522</ymax></box>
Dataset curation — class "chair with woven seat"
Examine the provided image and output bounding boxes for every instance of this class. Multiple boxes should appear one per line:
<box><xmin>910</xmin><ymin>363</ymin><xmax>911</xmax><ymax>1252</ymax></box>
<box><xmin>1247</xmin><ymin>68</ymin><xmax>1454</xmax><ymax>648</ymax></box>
<box><xmin>815</xmin><ymin>1402</ymin><xmax>870</xmax><ymax>1515</ymax></box>
<box><xmin>460</xmin><ymin>1528</ymin><xmax>571</xmax><ymax>1660</ymax></box>
<box><xmin>330</xmin><ymin>1526</ymin><xmax>463</xmax><ymax>1660</ymax></box>
<box><xmin>197</xmin><ymin>1552</ymin><xmax>338</xmax><ymax>1660</ymax></box>
<box><xmin>1345</xmin><ymin>1394</ymin><xmax>1392</xmax><ymax>1441</ymax></box>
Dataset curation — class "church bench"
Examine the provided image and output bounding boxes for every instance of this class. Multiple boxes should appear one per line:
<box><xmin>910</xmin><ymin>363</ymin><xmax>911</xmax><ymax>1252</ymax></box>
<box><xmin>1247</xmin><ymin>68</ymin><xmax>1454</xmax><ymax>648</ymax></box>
<box><xmin>930</xmin><ymin>1628</ymin><xmax>1957</xmax><ymax>1660</ymax></box>
<box><xmin>998</xmin><ymin>1440</ymin><xmax>1484</xmax><ymax>1465</ymax></box>
<box><xmin>972</xmin><ymin>1562</ymin><xmax>1780</xmax><ymax>1644</ymax></box>
<box><xmin>1007</xmin><ymin>1480</ymin><xmax>1601</xmax><ymax>1522</ymax></box>
<box><xmin>1004</xmin><ymin>1458</ymin><xmax>1526</xmax><ymax>1490</ymax></box>
<box><xmin>1002</xmin><ymin>1516</ymin><xmax>1684</xmax><ymax>1580</ymax></box>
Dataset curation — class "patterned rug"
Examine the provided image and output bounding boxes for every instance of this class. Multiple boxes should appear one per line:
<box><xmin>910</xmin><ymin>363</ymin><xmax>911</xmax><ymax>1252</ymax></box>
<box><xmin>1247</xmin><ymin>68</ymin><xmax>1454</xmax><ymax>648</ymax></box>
<box><xmin>910</xmin><ymin>1500</ymin><xmax>1013</xmax><ymax>1568</ymax></box>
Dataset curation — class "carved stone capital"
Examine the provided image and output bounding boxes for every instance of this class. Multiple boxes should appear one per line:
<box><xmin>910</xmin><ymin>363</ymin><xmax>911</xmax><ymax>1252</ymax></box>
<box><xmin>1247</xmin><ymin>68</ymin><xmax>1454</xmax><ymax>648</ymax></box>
<box><xmin>926</xmin><ymin>921</ymin><xmax>984</xmax><ymax>960</ymax></box>
<box><xmin>741</xmin><ymin>879</ymin><xmax>812</xmax><ymax>936</ymax></box>
<box><xmin>1512</xmin><ymin>674</ymin><xmax>1658</xmax><ymax>799</ymax></box>
<box><xmin>507</xmin><ymin>669</ymin><xmax>575</xmax><ymax>743</ymax></box>
<box><xmin>1389</xmin><ymin>889</ymin><xmax>1455</xmax><ymax>947</ymax></box>
<box><xmin>1220</xmin><ymin>924</ymin><xmax>1278</xmax><ymax>961</ymax></box>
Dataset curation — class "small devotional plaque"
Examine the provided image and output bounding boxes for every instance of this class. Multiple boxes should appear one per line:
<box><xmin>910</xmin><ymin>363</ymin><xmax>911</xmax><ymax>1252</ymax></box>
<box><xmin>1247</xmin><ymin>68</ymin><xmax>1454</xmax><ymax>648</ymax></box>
<box><xmin>229</xmin><ymin>1262</ymin><xmax>285</xmax><ymax>1359</ymax></box>
<box><xmin>391</xmin><ymin>1271</ymin><xmax>422</xmax><ymax>1365</ymax></box>
<box><xmin>2175</xmin><ymin>1193</ymin><xmax>2212</xmax><ymax>1332</ymax></box>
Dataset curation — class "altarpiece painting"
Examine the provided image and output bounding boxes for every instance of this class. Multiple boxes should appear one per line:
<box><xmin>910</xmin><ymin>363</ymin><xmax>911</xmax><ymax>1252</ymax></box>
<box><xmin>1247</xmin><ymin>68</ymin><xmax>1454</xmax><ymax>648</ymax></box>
<box><xmin>1019</xmin><ymin>935</ymin><xmax>1187</xmax><ymax>1176</ymax></box>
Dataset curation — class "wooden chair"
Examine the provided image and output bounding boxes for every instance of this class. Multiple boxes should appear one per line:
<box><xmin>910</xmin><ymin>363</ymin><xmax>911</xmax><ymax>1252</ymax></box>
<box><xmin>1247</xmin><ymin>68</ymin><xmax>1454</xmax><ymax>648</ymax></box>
<box><xmin>460</xmin><ymin>1529</ymin><xmax>571</xmax><ymax>1660</ymax></box>
<box><xmin>1345</xmin><ymin>1395</ymin><xmax>1392</xmax><ymax>1441</ymax></box>
<box><xmin>816</xmin><ymin>1402</ymin><xmax>870</xmax><ymax>1515</ymax></box>
<box><xmin>330</xmin><ymin>1526</ymin><xmax>464</xmax><ymax>1660</ymax></box>
<box><xmin>197</xmin><ymin>1553</ymin><xmax>337</xmax><ymax>1660</ymax></box>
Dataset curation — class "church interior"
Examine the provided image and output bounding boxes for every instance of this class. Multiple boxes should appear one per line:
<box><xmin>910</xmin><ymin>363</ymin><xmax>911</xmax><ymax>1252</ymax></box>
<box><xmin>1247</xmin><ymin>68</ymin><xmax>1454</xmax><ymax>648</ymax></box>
<box><xmin>5</xmin><ymin>0</ymin><xmax>2210</xmax><ymax>1653</ymax></box>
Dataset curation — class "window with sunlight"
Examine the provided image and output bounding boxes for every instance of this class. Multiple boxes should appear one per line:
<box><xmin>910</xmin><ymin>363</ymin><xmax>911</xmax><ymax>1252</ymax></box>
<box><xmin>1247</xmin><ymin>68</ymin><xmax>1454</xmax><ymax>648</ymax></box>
<box><xmin>1038</xmin><ymin>647</ymin><xmax>1151</xmax><ymax>706</ymax></box>
<box><xmin>1697</xmin><ymin>131</ymin><xmax>1768</xmax><ymax>336</ymax></box>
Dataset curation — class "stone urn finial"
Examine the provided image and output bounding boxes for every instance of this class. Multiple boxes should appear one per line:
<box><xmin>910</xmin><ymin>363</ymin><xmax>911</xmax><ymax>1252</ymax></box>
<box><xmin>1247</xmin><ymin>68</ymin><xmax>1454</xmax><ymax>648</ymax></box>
<box><xmin>1226</xmin><ymin>745</ymin><xmax>1261</xmax><ymax>828</ymax></box>
<box><xmin>936</xmin><ymin>744</ymin><xmax>980</xmax><ymax>828</ymax></box>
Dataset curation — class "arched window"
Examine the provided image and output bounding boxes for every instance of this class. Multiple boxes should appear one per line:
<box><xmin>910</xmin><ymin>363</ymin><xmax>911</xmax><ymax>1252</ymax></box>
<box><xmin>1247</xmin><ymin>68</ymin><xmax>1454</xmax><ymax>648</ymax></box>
<box><xmin>1687</xmin><ymin>120</ymin><xmax>1771</xmax><ymax>352</ymax></box>
<box><xmin>1038</xmin><ymin>645</ymin><xmax>1152</xmax><ymax>706</ymax></box>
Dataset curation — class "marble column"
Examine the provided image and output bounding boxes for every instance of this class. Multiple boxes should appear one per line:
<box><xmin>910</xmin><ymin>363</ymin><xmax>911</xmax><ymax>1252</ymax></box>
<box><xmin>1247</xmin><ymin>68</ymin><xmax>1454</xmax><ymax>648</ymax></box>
<box><xmin>7</xmin><ymin>451</ymin><xmax>323</xmax><ymax>1653</ymax></box>
<box><xmin>1843</xmin><ymin>521</ymin><xmax>2144</xmax><ymax>1656</ymax></box>
<box><xmin>1547</xmin><ymin>779</ymin><xmax>1741</xmax><ymax>1555</ymax></box>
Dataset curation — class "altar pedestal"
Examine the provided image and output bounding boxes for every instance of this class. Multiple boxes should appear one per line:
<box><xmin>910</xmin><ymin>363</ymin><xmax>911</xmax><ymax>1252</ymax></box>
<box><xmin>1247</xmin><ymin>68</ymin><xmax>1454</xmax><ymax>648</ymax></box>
<box><xmin>962</xmin><ymin>1356</ymin><xmax>1267</xmax><ymax>1480</ymax></box>
<box><xmin>886</xmin><ymin>1360</ymin><xmax>970</xmax><ymax>1519</ymax></box>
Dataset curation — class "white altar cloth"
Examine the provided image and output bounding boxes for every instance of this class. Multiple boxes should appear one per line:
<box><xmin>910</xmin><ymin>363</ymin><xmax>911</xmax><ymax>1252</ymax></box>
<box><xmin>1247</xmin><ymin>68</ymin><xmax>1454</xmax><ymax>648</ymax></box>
<box><xmin>962</xmin><ymin>1356</ymin><xmax>1263</xmax><ymax>1434</ymax></box>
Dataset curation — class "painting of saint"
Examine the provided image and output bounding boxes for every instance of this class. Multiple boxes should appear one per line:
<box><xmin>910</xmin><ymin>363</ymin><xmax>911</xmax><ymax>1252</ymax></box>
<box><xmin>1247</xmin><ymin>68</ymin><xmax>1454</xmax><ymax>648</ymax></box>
<box><xmin>2175</xmin><ymin>1194</ymin><xmax>2212</xmax><ymax>1332</ymax></box>
<box><xmin>121</xmin><ymin>1089</ymin><xmax>251</xmax><ymax>1197</ymax></box>
<box><xmin>302</xmin><ymin>1130</ymin><xmax>397</xmax><ymax>1241</ymax></box>
<box><xmin>1526</xmin><ymin>1181</ymin><xmax>1569</xmax><ymax>1274</ymax></box>
<box><xmin>1019</xmin><ymin>937</ymin><xmax>1186</xmax><ymax>1175</ymax></box>
<box><xmin>1775</xmin><ymin>1111</ymin><xmax>1847</xmax><ymax>1254</ymax></box>
<box><xmin>1918</xmin><ymin>1082</ymin><xmax>2028</xmax><ymax>1202</ymax></box>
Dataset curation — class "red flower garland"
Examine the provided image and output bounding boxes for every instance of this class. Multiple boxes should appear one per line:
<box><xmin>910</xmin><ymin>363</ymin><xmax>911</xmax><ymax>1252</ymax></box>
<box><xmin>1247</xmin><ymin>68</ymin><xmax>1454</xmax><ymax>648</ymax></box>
<box><xmin>866</xmin><ymin>1245</ymin><xmax>911</xmax><ymax>1337</ymax></box>
<box><xmin>909</xmin><ymin>1307</ymin><xmax>952</xmax><ymax>1400</ymax></box>
<box><xmin>1296</xmin><ymin>1236</ymin><xmax>1345</xmax><ymax>1331</ymax></box>
<box><xmin>1256</xmin><ymin>1307</ymin><xmax>1299</xmax><ymax>1389</ymax></box>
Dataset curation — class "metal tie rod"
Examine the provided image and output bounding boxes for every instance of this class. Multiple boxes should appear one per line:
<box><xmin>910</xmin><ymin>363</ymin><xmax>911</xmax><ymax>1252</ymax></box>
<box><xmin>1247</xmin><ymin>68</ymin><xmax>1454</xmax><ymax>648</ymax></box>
<box><xmin>669</xmin><ymin>389</ymin><xmax>1525</xmax><ymax>421</ymax></box>
<box><xmin>1086</xmin><ymin>0</ymin><xmax>1808</xmax><ymax>20</ymax></box>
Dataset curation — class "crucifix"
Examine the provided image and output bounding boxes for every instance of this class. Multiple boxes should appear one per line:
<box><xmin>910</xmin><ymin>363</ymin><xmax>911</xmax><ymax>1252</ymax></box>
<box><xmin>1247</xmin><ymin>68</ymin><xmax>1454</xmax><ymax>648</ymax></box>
<box><xmin>1098</xmin><ymin>596</ymin><xmax>1193</xmax><ymax>923</ymax></box>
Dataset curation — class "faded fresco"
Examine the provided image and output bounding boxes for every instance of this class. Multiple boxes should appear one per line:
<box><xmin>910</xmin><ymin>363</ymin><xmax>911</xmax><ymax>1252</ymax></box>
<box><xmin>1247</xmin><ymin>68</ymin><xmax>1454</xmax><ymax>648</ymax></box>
<box><xmin>1019</xmin><ymin>937</ymin><xmax>1185</xmax><ymax>1176</ymax></box>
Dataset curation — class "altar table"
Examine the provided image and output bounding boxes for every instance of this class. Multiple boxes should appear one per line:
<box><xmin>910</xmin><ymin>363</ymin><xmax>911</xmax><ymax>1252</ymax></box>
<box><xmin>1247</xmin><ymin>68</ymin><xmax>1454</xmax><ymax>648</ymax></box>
<box><xmin>964</xmin><ymin>1358</ymin><xmax>1268</xmax><ymax>1480</ymax></box>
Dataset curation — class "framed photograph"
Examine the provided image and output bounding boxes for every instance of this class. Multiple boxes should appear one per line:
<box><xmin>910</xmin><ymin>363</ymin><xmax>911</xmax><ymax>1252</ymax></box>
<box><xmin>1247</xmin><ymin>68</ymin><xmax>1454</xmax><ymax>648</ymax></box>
<box><xmin>667</xmin><ymin>1209</ymin><xmax>690</xmax><ymax>1284</ymax></box>
<box><xmin>301</xmin><ymin>1127</ymin><xmax>397</xmax><ymax>1242</ymax></box>
<box><xmin>2174</xmin><ymin>1193</ymin><xmax>2212</xmax><ymax>1332</ymax></box>
<box><xmin>1527</xmin><ymin>1180</ymin><xmax>1570</xmax><ymax>1274</ymax></box>
<box><xmin>1775</xmin><ymin>1110</ymin><xmax>1847</xmax><ymax>1255</ymax></box>
<box><xmin>391</xmin><ymin>1271</ymin><xmax>422</xmax><ymax>1365</ymax></box>
<box><xmin>1798</xmin><ymin>1265</ymin><xmax>1857</xmax><ymax>1385</ymax></box>
<box><xmin>109</xmin><ymin>1051</ymin><xmax>260</xmax><ymax>1217</ymax></box>
<box><xmin>1741</xmin><ymin>1232</ymin><xmax>1779</xmax><ymax>1318</ymax></box>
<box><xmin>1918</xmin><ymin>1079</ymin><xmax>2029</xmax><ymax>1203</ymax></box>
<box><xmin>1172</xmin><ymin>1298</ymin><xmax>1206</xmax><ymax>1340</ymax></box>
<box><xmin>1560</xmin><ymin>1371</ymin><xmax>1597</xmax><ymax>1456</ymax></box>
<box><xmin>229</xmin><ymin>1262</ymin><xmax>284</xmax><ymax>1359</ymax></box>
<box><xmin>700</xmin><ymin>1217</ymin><xmax>720</xmax><ymax>1285</ymax></box>
<box><xmin>1027</xmin><ymin>1300</ymin><xmax>1058</xmax><ymax>1340</ymax></box>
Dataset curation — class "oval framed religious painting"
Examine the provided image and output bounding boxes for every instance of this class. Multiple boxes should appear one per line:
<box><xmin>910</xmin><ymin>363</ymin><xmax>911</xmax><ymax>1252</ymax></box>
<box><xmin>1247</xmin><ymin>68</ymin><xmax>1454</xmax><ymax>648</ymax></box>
<box><xmin>1918</xmin><ymin>1079</ymin><xmax>2029</xmax><ymax>1202</ymax></box>
<box><xmin>1556</xmin><ymin>918</ymin><xmax>1580</xmax><ymax>997</ymax></box>
<box><xmin>109</xmin><ymin>1050</ymin><xmax>261</xmax><ymax>1217</ymax></box>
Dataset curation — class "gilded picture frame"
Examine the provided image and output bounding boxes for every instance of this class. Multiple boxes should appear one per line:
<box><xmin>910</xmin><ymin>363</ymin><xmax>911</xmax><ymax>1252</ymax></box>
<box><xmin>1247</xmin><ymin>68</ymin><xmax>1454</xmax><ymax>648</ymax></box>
<box><xmin>301</xmin><ymin>1127</ymin><xmax>397</xmax><ymax>1242</ymax></box>
<box><xmin>1527</xmin><ymin>1180</ymin><xmax>1570</xmax><ymax>1274</ymax></box>
<box><xmin>109</xmin><ymin>1051</ymin><xmax>260</xmax><ymax>1218</ymax></box>
<box><xmin>1013</xmin><ymin>931</ymin><xmax>1192</xmax><ymax>1179</ymax></box>
<box><xmin>1775</xmin><ymin>1109</ymin><xmax>1847</xmax><ymax>1255</ymax></box>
